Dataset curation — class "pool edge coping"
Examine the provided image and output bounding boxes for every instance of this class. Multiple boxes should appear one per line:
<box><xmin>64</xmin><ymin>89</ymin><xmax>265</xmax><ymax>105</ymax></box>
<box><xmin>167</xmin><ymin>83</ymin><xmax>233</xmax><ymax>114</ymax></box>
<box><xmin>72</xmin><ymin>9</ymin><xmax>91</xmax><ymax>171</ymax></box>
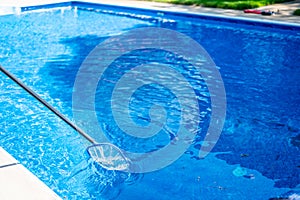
<box><xmin>5</xmin><ymin>0</ymin><xmax>298</xmax><ymax>30</ymax></box>
<box><xmin>0</xmin><ymin>147</ymin><xmax>62</xmax><ymax>200</ymax></box>
<box><xmin>72</xmin><ymin>0</ymin><xmax>300</xmax><ymax>29</ymax></box>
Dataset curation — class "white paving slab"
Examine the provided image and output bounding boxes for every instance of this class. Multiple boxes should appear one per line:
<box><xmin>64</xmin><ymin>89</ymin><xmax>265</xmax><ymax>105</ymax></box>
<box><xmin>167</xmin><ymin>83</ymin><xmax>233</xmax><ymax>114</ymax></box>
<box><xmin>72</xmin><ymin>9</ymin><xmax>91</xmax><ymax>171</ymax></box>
<box><xmin>0</xmin><ymin>147</ymin><xmax>62</xmax><ymax>200</ymax></box>
<box><xmin>0</xmin><ymin>147</ymin><xmax>18</xmax><ymax>167</ymax></box>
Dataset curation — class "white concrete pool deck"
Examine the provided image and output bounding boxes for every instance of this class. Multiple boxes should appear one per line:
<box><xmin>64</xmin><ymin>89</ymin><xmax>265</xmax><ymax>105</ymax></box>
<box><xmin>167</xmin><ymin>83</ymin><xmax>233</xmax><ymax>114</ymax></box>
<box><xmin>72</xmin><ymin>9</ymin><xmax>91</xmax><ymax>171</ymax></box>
<box><xmin>0</xmin><ymin>0</ymin><xmax>299</xmax><ymax>199</ymax></box>
<box><xmin>0</xmin><ymin>147</ymin><xmax>61</xmax><ymax>200</ymax></box>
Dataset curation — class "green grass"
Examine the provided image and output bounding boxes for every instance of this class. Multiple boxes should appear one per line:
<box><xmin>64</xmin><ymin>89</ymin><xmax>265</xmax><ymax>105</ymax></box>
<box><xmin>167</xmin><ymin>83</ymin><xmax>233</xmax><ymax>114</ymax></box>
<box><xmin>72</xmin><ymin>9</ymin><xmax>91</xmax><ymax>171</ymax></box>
<box><xmin>143</xmin><ymin>0</ymin><xmax>293</xmax><ymax>10</ymax></box>
<box><xmin>293</xmin><ymin>9</ymin><xmax>300</xmax><ymax>15</ymax></box>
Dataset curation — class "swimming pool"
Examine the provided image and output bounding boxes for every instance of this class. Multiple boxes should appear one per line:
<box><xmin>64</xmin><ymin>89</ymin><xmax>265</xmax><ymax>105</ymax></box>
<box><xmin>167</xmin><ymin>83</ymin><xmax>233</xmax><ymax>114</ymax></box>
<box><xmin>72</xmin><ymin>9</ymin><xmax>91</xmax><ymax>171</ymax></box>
<box><xmin>0</xmin><ymin>2</ymin><xmax>299</xmax><ymax>199</ymax></box>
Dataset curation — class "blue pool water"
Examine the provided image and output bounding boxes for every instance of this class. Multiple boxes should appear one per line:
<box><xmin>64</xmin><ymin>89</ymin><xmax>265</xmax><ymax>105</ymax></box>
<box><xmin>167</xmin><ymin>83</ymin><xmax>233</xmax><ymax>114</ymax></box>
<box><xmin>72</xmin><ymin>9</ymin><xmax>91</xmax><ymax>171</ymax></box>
<box><xmin>0</xmin><ymin>3</ymin><xmax>300</xmax><ymax>199</ymax></box>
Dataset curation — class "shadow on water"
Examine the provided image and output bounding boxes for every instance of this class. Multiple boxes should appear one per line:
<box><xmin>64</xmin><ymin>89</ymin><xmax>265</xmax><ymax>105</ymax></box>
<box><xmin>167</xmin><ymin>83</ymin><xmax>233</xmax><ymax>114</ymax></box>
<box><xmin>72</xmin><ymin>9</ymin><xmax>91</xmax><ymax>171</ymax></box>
<box><xmin>160</xmin><ymin>21</ymin><xmax>300</xmax><ymax>191</ymax></box>
<box><xmin>41</xmin><ymin>34</ymin><xmax>109</xmax><ymax>107</ymax></box>
<box><xmin>42</xmin><ymin>21</ymin><xmax>300</xmax><ymax>197</ymax></box>
<box><xmin>42</xmin><ymin>33</ymin><xmax>145</xmax><ymax>199</ymax></box>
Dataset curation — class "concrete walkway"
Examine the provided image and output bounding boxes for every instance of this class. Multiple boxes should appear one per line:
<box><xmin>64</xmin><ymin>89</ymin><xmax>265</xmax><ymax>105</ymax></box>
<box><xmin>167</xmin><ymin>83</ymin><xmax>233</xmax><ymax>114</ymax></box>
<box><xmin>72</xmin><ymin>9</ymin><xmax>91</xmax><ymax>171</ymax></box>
<box><xmin>0</xmin><ymin>147</ymin><xmax>61</xmax><ymax>200</ymax></box>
